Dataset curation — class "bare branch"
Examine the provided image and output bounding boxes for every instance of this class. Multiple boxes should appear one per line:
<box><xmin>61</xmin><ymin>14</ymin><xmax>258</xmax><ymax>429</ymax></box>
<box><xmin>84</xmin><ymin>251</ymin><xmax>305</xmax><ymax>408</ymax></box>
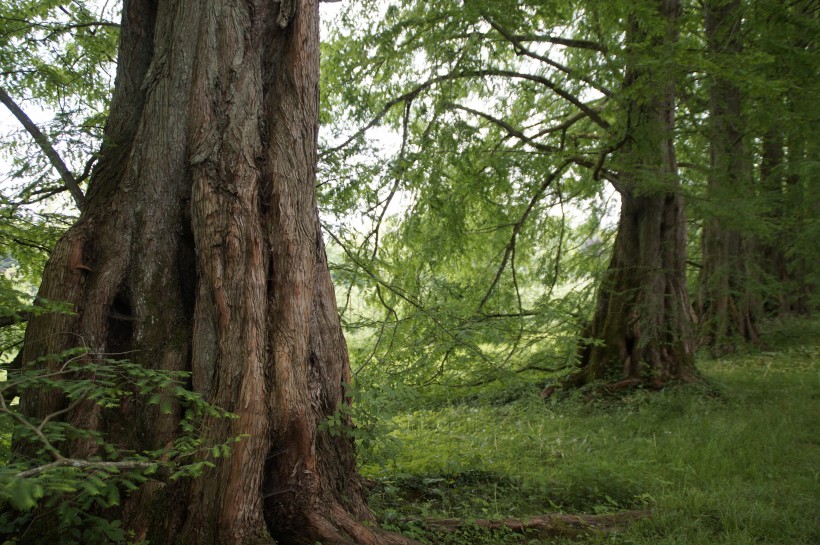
<box><xmin>485</xmin><ymin>17</ymin><xmax>614</xmax><ymax>97</ymax></box>
<box><xmin>15</xmin><ymin>458</ymin><xmax>155</xmax><ymax>479</ymax></box>
<box><xmin>512</xmin><ymin>34</ymin><xmax>606</xmax><ymax>52</ymax></box>
<box><xmin>479</xmin><ymin>159</ymin><xmax>573</xmax><ymax>311</ymax></box>
<box><xmin>0</xmin><ymin>85</ymin><xmax>85</xmax><ymax>210</ymax></box>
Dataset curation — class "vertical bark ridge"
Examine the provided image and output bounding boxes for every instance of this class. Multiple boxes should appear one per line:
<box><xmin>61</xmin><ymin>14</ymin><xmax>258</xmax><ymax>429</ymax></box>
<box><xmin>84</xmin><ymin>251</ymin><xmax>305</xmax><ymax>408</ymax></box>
<box><xmin>183</xmin><ymin>0</ymin><xmax>273</xmax><ymax>542</ymax></box>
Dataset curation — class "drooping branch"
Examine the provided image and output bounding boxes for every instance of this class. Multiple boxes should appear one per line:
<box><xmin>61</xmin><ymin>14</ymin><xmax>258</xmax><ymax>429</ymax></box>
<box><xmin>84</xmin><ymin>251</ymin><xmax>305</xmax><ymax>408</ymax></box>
<box><xmin>446</xmin><ymin>103</ymin><xmax>560</xmax><ymax>153</ymax></box>
<box><xmin>323</xmin><ymin>68</ymin><xmax>610</xmax><ymax>156</ymax></box>
<box><xmin>548</xmin><ymin>186</ymin><xmax>567</xmax><ymax>298</ymax></box>
<box><xmin>324</xmin><ymin>227</ymin><xmax>424</xmax><ymax>312</ymax></box>
<box><xmin>0</xmin><ymin>85</ymin><xmax>85</xmax><ymax>210</ymax></box>
<box><xmin>324</xmin><ymin>227</ymin><xmax>502</xmax><ymax>372</ymax></box>
<box><xmin>368</xmin><ymin>97</ymin><xmax>413</xmax><ymax>261</ymax></box>
<box><xmin>484</xmin><ymin>17</ymin><xmax>614</xmax><ymax>97</ymax></box>
<box><xmin>478</xmin><ymin>159</ymin><xmax>573</xmax><ymax>311</ymax></box>
<box><xmin>461</xmin><ymin>69</ymin><xmax>610</xmax><ymax>129</ymax></box>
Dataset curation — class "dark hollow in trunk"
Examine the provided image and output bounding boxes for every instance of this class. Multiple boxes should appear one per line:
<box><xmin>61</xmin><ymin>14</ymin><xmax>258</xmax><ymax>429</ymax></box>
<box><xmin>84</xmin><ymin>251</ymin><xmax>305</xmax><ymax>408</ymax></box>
<box><xmin>572</xmin><ymin>0</ymin><xmax>698</xmax><ymax>388</ymax></box>
<box><xmin>15</xmin><ymin>1</ymin><xmax>416</xmax><ymax>544</ymax></box>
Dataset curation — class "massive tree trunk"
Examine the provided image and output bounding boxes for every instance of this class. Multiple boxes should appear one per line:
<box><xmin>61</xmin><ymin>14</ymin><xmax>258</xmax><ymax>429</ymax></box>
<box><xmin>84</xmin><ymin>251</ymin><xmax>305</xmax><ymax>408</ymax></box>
<box><xmin>15</xmin><ymin>1</ymin><xmax>414</xmax><ymax>544</ymax></box>
<box><xmin>698</xmin><ymin>0</ymin><xmax>761</xmax><ymax>354</ymax></box>
<box><xmin>572</xmin><ymin>0</ymin><xmax>698</xmax><ymax>388</ymax></box>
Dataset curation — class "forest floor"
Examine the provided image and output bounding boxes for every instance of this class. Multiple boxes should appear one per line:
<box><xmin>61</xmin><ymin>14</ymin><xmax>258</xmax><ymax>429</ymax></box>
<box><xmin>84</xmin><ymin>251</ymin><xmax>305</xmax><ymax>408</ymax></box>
<box><xmin>359</xmin><ymin>318</ymin><xmax>820</xmax><ymax>545</ymax></box>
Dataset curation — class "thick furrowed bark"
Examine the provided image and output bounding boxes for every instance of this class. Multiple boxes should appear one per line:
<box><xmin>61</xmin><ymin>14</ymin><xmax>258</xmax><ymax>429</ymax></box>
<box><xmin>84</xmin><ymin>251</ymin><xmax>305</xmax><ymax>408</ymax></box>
<box><xmin>14</xmin><ymin>1</ymin><xmax>415</xmax><ymax>544</ymax></box>
<box><xmin>570</xmin><ymin>0</ymin><xmax>697</xmax><ymax>389</ymax></box>
<box><xmin>575</xmin><ymin>192</ymin><xmax>696</xmax><ymax>387</ymax></box>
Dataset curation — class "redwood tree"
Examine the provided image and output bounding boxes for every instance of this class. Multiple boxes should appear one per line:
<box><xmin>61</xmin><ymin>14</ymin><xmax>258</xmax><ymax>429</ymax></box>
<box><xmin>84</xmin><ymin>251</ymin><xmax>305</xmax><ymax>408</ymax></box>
<box><xmin>15</xmin><ymin>1</ymin><xmax>413</xmax><ymax>544</ymax></box>
<box><xmin>572</xmin><ymin>0</ymin><xmax>698</xmax><ymax>388</ymax></box>
<box><xmin>698</xmin><ymin>0</ymin><xmax>761</xmax><ymax>354</ymax></box>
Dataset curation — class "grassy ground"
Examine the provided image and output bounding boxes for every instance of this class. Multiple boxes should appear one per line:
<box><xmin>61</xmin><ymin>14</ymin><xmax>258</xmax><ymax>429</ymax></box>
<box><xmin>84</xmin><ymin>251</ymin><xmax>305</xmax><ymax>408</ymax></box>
<box><xmin>359</xmin><ymin>319</ymin><xmax>820</xmax><ymax>544</ymax></box>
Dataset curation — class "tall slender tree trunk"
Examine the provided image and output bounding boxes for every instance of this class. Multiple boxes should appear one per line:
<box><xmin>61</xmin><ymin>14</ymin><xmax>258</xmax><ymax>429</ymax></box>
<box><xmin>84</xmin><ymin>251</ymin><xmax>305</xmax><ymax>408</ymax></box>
<box><xmin>572</xmin><ymin>0</ymin><xmax>698</xmax><ymax>388</ymax></box>
<box><xmin>778</xmin><ymin>137</ymin><xmax>819</xmax><ymax>314</ymax></box>
<box><xmin>15</xmin><ymin>1</ymin><xmax>415</xmax><ymax>544</ymax></box>
<box><xmin>759</xmin><ymin>135</ymin><xmax>815</xmax><ymax>317</ymax></box>
<box><xmin>698</xmin><ymin>0</ymin><xmax>761</xmax><ymax>354</ymax></box>
<box><xmin>759</xmin><ymin>127</ymin><xmax>792</xmax><ymax>316</ymax></box>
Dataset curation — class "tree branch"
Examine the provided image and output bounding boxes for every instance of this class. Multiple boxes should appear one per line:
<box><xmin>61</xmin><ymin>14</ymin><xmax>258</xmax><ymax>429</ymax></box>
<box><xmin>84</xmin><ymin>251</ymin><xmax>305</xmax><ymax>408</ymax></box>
<box><xmin>511</xmin><ymin>34</ymin><xmax>606</xmax><ymax>52</ymax></box>
<box><xmin>324</xmin><ymin>227</ymin><xmax>501</xmax><ymax>372</ymax></box>
<box><xmin>485</xmin><ymin>17</ymin><xmax>614</xmax><ymax>97</ymax></box>
<box><xmin>14</xmin><ymin>458</ymin><xmax>155</xmax><ymax>479</ymax></box>
<box><xmin>446</xmin><ymin>103</ymin><xmax>560</xmax><ymax>153</ymax></box>
<box><xmin>461</xmin><ymin>69</ymin><xmax>610</xmax><ymax>129</ymax></box>
<box><xmin>479</xmin><ymin>159</ymin><xmax>573</xmax><ymax>311</ymax></box>
<box><xmin>0</xmin><ymin>85</ymin><xmax>85</xmax><ymax>210</ymax></box>
<box><xmin>323</xmin><ymin>68</ymin><xmax>610</xmax><ymax>156</ymax></box>
<box><xmin>0</xmin><ymin>312</ymin><xmax>31</xmax><ymax>328</ymax></box>
<box><xmin>533</xmin><ymin>110</ymin><xmax>596</xmax><ymax>138</ymax></box>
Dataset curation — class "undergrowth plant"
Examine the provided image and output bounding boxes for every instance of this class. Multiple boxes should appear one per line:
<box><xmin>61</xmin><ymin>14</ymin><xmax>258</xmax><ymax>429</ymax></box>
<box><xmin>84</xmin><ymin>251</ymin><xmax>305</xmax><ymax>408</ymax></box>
<box><xmin>0</xmin><ymin>289</ymin><xmax>238</xmax><ymax>544</ymax></box>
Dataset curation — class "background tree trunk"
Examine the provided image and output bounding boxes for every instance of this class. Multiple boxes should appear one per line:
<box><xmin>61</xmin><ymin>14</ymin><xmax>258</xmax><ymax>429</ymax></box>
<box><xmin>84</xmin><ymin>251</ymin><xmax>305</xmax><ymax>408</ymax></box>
<box><xmin>16</xmin><ymin>1</ymin><xmax>415</xmax><ymax>544</ymax></box>
<box><xmin>698</xmin><ymin>0</ymin><xmax>761</xmax><ymax>354</ymax></box>
<box><xmin>752</xmin><ymin>0</ymin><xmax>819</xmax><ymax>319</ymax></box>
<box><xmin>758</xmin><ymin>128</ymin><xmax>793</xmax><ymax>316</ymax></box>
<box><xmin>573</xmin><ymin>0</ymin><xmax>698</xmax><ymax>388</ymax></box>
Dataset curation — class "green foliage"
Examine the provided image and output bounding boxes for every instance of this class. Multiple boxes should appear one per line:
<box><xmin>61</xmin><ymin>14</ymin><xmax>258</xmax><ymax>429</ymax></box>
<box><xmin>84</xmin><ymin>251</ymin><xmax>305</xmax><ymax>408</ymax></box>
<box><xmin>0</xmin><ymin>0</ymin><xmax>119</xmax><ymax>279</ymax></box>
<box><xmin>321</xmin><ymin>0</ymin><xmax>620</xmax><ymax>391</ymax></box>
<box><xmin>0</xmin><ymin>1</ymin><xmax>817</xmax><ymax>542</ymax></box>
<box><xmin>320</xmin><ymin>381</ymin><xmax>406</xmax><ymax>467</ymax></box>
<box><xmin>0</xmin><ymin>291</ymin><xmax>238</xmax><ymax>544</ymax></box>
<box><xmin>321</xmin><ymin>0</ymin><xmax>819</xmax><ymax>390</ymax></box>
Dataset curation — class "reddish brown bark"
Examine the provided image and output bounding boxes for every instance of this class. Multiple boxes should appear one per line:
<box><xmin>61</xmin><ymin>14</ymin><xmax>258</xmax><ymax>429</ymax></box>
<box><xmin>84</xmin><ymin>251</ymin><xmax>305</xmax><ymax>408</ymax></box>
<box><xmin>572</xmin><ymin>0</ymin><xmax>698</xmax><ymax>388</ymax></box>
<box><xmin>15</xmin><ymin>1</ymin><xmax>416</xmax><ymax>544</ymax></box>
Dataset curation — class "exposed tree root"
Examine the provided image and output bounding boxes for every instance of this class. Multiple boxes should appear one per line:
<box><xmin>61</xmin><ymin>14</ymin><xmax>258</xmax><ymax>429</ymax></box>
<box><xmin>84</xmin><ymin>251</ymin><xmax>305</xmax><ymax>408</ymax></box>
<box><xmin>426</xmin><ymin>509</ymin><xmax>651</xmax><ymax>538</ymax></box>
<box><xmin>276</xmin><ymin>507</ymin><xmax>425</xmax><ymax>545</ymax></box>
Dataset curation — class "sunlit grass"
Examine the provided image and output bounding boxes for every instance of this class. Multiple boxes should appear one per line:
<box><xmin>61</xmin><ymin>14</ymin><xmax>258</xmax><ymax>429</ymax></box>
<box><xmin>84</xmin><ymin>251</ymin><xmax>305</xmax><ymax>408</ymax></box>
<box><xmin>361</xmin><ymin>318</ymin><xmax>820</xmax><ymax>544</ymax></box>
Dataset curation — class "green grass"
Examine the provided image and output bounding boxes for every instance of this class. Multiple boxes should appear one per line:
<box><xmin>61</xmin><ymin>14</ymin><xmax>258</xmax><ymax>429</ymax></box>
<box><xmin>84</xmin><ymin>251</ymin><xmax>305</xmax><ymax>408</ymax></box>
<box><xmin>360</xmin><ymin>319</ymin><xmax>820</xmax><ymax>544</ymax></box>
